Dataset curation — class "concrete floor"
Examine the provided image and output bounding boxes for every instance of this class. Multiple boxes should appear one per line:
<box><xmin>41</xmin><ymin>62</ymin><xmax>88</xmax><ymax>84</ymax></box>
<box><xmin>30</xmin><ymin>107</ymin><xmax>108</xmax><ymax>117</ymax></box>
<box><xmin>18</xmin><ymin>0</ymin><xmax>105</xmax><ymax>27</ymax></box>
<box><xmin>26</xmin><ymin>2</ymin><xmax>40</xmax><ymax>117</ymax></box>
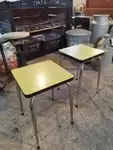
<box><xmin>1</xmin><ymin>53</ymin><xmax>113</xmax><ymax>150</ymax></box>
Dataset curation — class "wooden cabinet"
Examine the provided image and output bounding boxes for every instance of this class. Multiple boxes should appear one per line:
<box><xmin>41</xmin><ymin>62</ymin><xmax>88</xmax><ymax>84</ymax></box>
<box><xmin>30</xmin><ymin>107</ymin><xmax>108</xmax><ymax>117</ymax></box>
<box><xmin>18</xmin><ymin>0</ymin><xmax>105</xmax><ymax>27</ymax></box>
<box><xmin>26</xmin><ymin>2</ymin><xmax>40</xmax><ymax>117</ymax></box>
<box><xmin>85</xmin><ymin>0</ymin><xmax>113</xmax><ymax>18</ymax></box>
<box><xmin>87</xmin><ymin>0</ymin><xmax>113</xmax><ymax>8</ymax></box>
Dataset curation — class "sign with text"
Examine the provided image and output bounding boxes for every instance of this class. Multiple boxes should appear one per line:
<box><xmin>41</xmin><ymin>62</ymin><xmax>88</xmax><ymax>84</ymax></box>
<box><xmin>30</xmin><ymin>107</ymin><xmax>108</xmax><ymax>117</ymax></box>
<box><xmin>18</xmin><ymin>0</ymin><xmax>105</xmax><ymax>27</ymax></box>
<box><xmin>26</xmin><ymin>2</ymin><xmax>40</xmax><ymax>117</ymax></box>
<box><xmin>8</xmin><ymin>0</ymin><xmax>72</xmax><ymax>8</ymax></box>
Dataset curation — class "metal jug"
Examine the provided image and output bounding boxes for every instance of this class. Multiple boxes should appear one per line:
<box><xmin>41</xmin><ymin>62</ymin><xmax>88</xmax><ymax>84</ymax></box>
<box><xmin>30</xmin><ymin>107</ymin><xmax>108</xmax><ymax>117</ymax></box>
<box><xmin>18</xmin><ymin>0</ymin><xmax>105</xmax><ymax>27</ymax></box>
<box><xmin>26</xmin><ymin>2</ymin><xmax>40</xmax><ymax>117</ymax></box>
<box><xmin>90</xmin><ymin>14</ymin><xmax>110</xmax><ymax>44</ymax></box>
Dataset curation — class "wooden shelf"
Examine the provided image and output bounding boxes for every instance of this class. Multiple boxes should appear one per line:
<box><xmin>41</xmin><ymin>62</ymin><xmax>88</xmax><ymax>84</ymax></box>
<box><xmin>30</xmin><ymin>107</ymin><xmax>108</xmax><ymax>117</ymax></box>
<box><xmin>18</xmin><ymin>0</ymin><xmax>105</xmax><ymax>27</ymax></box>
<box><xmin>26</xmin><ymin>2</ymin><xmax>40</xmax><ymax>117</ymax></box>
<box><xmin>29</xmin><ymin>25</ymin><xmax>63</xmax><ymax>33</ymax></box>
<box><xmin>84</xmin><ymin>8</ymin><xmax>113</xmax><ymax>18</ymax></box>
<box><xmin>85</xmin><ymin>8</ymin><xmax>113</xmax><ymax>10</ymax></box>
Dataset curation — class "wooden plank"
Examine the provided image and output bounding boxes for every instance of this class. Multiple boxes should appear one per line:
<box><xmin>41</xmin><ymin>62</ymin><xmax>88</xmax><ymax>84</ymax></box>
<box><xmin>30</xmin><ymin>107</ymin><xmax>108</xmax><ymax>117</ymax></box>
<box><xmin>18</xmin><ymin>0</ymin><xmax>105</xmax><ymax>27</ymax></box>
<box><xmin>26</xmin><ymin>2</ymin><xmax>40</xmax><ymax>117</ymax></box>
<box><xmin>29</xmin><ymin>25</ymin><xmax>63</xmax><ymax>33</ymax></box>
<box><xmin>84</xmin><ymin>8</ymin><xmax>113</xmax><ymax>18</ymax></box>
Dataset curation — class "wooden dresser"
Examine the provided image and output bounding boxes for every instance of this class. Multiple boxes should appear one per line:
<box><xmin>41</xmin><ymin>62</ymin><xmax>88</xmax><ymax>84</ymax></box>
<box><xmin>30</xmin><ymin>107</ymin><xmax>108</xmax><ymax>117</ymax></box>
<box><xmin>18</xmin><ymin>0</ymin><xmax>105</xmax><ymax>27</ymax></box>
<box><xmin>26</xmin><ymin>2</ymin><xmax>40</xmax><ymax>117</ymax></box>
<box><xmin>84</xmin><ymin>0</ymin><xmax>113</xmax><ymax>18</ymax></box>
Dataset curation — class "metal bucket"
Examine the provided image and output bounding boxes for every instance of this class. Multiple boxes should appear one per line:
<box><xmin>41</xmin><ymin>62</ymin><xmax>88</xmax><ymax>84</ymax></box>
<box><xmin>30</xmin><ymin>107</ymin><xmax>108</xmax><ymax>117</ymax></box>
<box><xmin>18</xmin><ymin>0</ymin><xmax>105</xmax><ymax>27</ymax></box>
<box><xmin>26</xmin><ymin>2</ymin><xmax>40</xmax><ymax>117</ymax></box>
<box><xmin>66</xmin><ymin>29</ymin><xmax>91</xmax><ymax>47</ymax></box>
<box><xmin>90</xmin><ymin>14</ymin><xmax>110</xmax><ymax>44</ymax></box>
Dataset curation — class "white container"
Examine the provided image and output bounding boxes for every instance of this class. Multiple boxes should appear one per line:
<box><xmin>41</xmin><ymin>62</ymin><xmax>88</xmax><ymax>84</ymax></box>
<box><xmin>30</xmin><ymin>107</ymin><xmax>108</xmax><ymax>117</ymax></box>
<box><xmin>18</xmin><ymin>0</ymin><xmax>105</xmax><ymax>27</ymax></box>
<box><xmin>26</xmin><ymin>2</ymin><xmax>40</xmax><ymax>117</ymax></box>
<box><xmin>90</xmin><ymin>14</ymin><xmax>110</xmax><ymax>44</ymax></box>
<box><xmin>101</xmin><ymin>48</ymin><xmax>113</xmax><ymax>71</ymax></box>
<box><xmin>95</xmin><ymin>35</ymin><xmax>113</xmax><ymax>71</ymax></box>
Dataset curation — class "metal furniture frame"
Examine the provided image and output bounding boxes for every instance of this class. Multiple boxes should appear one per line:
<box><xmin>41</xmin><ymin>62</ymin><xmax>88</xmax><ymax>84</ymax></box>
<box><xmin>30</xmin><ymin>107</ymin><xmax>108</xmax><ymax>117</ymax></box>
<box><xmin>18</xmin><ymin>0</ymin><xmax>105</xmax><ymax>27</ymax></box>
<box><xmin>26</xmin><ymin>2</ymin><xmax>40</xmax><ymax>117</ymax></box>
<box><xmin>59</xmin><ymin>44</ymin><xmax>104</xmax><ymax>107</ymax></box>
<box><xmin>12</xmin><ymin>60</ymin><xmax>74</xmax><ymax>149</ymax></box>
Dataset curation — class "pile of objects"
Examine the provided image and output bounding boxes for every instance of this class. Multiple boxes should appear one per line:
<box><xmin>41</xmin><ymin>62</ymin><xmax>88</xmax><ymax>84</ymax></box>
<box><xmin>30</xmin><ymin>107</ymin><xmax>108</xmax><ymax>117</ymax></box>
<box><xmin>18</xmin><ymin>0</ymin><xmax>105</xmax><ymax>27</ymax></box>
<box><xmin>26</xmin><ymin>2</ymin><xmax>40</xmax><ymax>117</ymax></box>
<box><xmin>0</xmin><ymin>42</ymin><xmax>18</xmax><ymax>73</ymax></box>
<box><xmin>68</xmin><ymin>14</ymin><xmax>113</xmax><ymax>70</ymax></box>
<box><xmin>16</xmin><ymin>20</ymin><xmax>65</xmax><ymax>32</ymax></box>
<box><xmin>0</xmin><ymin>41</ymin><xmax>18</xmax><ymax>91</ymax></box>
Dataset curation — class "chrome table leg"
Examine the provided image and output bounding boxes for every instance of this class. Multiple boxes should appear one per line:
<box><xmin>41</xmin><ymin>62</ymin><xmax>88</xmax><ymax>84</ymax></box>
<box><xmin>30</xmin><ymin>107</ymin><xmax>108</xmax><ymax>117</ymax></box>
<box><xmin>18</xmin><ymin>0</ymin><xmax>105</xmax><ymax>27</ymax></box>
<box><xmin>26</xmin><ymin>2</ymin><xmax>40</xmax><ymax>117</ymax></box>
<box><xmin>67</xmin><ymin>83</ymin><xmax>74</xmax><ymax>124</ymax></box>
<box><xmin>76</xmin><ymin>63</ymin><xmax>84</xmax><ymax>107</ymax></box>
<box><xmin>16</xmin><ymin>83</ymin><xmax>24</xmax><ymax>115</ymax></box>
<box><xmin>97</xmin><ymin>57</ymin><xmax>102</xmax><ymax>93</ymax></box>
<box><xmin>59</xmin><ymin>54</ymin><xmax>63</xmax><ymax>67</ymax></box>
<box><xmin>58</xmin><ymin>55</ymin><xmax>63</xmax><ymax>90</ymax></box>
<box><xmin>76</xmin><ymin>64</ymin><xmax>80</xmax><ymax>80</ymax></box>
<box><xmin>30</xmin><ymin>97</ymin><xmax>40</xmax><ymax>149</ymax></box>
<box><xmin>52</xmin><ymin>88</ymin><xmax>55</xmax><ymax>101</ymax></box>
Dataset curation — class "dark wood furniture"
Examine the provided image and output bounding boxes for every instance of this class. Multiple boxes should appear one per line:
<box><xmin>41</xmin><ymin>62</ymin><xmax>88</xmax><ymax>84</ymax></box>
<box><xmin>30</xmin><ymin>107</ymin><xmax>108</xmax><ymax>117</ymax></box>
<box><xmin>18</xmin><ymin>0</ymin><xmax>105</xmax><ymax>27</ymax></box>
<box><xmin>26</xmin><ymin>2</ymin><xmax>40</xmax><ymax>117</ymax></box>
<box><xmin>12</xmin><ymin>8</ymin><xmax>71</xmax><ymax>33</ymax></box>
<box><xmin>0</xmin><ymin>1</ymin><xmax>72</xmax><ymax>91</ymax></box>
<box><xmin>11</xmin><ymin>7</ymin><xmax>71</xmax><ymax>61</ymax></box>
<box><xmin>86</xmin><ymin>0</ymin><xmax>113</xmax><ymax>8</ymax></box>
<box><xmin>74</xmin><ymin>16</ymin><xmax>91</xmax><ymax>30</ymax></box>
<box><xmin>84</xmin><ymin>0</ymin><xmax>113</xmax><ymax>19</ymax></box>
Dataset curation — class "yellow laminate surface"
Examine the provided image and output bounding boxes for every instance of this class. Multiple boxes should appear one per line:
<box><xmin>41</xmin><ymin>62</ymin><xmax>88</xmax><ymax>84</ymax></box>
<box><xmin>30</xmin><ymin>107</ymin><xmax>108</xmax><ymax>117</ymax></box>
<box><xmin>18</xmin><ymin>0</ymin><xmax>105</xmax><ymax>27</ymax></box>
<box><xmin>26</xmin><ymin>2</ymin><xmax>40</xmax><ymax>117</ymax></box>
<box><xmin>12</xmin><ymin>60</ymin><xmax>74</xmax><ymax>96</ymax></box>
<box><xmin>59</xmin><ymin>44</ymin><xmax>104</xmax><ymax>62</ymax></box>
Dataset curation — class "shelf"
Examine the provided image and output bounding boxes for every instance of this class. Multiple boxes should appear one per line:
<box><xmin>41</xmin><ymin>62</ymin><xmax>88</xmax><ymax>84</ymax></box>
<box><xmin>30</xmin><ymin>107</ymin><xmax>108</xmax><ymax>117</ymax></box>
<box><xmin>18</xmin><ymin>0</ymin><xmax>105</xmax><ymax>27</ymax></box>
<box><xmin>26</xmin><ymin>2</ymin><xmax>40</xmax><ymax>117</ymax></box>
<box><xmin>29</xmin><ymin>25</ymin><xmax>63</xmax><ymax>33</ymax></box>
<box><xmin>84</xmin><ymin>8</ymin><xmax>113</xmax><ymax>18</ymax></box>
<box><xmin>85</xmin><ymin>8</ymin><xmax>113</xmax><ymax>10</ymax></box>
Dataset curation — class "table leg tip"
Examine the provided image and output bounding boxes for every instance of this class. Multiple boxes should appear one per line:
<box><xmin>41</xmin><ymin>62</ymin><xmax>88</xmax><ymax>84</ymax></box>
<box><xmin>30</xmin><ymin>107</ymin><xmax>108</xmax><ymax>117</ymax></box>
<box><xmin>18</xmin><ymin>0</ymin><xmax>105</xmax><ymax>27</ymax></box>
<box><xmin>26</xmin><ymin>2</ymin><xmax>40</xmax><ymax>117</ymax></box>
<box><xmin>58</xmin><ymin>124</ymin><xmax>62</xmax><ymax>128</ymax></box>
<box><xmin>37</xmin><ymin>146</ymin><xmax>40</xmax><ymax>149</ymax></box>
<box><xmin>75</xmin><ymin>105</ymin><xmax>78</xmax><ymax>108</ymax></box>
<box><xmin>21</xmin><ymin>113</ymin><xmax>24</xmax><ymax>116</ymax></box>
<box><xmin>71</xmin><ymin>121</ymin><xmax>74</xmax><ymax>124</ymax></box>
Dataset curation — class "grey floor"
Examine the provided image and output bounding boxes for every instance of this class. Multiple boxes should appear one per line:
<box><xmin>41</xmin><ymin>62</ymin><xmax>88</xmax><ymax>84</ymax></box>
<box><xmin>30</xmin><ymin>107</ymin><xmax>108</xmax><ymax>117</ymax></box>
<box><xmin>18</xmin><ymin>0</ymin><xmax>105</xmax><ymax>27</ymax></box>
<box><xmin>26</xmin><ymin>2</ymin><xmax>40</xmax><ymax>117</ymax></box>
<box><xmin>0</xmin><ymin>53</ymin><xmax>113</xmax><ymax>150</ymax></box>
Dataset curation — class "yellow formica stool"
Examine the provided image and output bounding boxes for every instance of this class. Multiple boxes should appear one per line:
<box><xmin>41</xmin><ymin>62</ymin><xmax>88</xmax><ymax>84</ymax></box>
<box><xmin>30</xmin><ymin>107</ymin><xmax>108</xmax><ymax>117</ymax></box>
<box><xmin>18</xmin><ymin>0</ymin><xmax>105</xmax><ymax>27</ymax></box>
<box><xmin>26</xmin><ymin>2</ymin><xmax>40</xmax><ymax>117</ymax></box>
<box><xmin>59</xmin><ymin>44</ymin><xmax>104</xmax><ymax>106</ymax></box>
<box><xmin>11</xmin><ymin>60</ymin><xmax>74</xmax><ymax>149</ymax></box>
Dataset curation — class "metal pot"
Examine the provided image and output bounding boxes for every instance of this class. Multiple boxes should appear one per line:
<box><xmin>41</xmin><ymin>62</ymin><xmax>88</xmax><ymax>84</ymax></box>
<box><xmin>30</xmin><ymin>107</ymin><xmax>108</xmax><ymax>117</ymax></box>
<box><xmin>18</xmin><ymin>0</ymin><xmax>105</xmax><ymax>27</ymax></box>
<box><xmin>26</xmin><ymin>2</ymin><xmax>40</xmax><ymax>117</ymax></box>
<box><xmin>90</xmin><ymin>14</ymin><xmax>110</xmax><ymax>44</ymax></box>
<box><xmin>66</xmin><ymin>29</ymin><xmax>91</xmax><ymax>47</ymax></box>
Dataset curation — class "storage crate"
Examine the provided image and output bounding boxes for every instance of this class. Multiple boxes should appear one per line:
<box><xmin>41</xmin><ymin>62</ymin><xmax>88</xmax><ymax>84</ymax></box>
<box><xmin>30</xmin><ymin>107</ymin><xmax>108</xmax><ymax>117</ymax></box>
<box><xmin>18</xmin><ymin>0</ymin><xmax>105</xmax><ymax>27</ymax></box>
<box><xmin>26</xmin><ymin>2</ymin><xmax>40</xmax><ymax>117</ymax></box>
<box><xmin>36</xmin><ymin>33</ymin><xmax>61</xmax><ymax>53</ymax></box>
<box><xmin>21</xmin><ymin>39</ymin><xmax>42</xmax><ymax>61</ymax></box>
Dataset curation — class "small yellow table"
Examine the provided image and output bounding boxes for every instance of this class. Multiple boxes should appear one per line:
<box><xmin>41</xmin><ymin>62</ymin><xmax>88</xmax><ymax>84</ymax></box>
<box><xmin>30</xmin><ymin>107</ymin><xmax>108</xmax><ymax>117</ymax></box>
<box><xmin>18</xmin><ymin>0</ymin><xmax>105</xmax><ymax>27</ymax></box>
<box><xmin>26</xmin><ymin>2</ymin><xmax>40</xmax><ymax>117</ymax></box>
<box><xmin>59</xmin><ymin>44</ymin><xmax>104</xmax><ymax>106</ymax></box>
<box><xmin>11</xmin><ymin>60</ymin><xmax>74</xmax><ymax>149</ymax></box>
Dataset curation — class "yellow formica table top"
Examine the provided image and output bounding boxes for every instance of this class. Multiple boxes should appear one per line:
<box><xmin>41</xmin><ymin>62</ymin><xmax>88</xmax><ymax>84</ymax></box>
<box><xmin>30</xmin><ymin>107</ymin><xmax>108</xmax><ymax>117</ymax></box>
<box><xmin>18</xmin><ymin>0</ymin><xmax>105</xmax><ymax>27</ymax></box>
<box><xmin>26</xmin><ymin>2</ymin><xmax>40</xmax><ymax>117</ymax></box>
<box><xmin>12</xmin><ymin>60</ymin><xmax>74</xmax><ymax>97</ymax></box>
<box><xmin>59</xmin><ymin>44</ymin><xmax>104</xmax><ymax>63</ymax></box>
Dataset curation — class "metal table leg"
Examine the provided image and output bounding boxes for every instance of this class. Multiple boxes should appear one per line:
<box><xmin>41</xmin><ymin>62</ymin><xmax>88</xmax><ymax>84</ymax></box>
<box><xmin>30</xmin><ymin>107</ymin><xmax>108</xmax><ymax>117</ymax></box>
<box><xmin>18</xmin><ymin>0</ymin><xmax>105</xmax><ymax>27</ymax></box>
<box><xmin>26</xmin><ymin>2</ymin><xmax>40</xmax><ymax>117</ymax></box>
<box><xmin>67</xmin><ymin>83</ymin><xmax>74</xmax><ymax>124</ymax></box>
<box><xmin>52</xmin><ymin>89</ymin><xmax>55</xmax><ymax>101</ymax></box>
<box><xmin>30</xmin><ymin>97</ymin><xmax>40</xmax><ymax>149</ymax></box>
<box><xmin>58</xmin><ymin>55</ymin><xmax>63</xmax><ymax>90</ymax></box>
<box><xmin>59</xmin><ymin>54</ymin><xmax>63</xmax><ymax>67</ymax></box>
<box><xmin>76</xmin><ymin>63</ymin><xmax>84</xmax><ymax>107</ymax></box>
<box><xmin>76</xmin><ymin>63</ymin><xmax>80</xmax><ymax>80</ymax></box>
<box><xmin>16</xmin><ymin>83</ymin><xmax>24</xmax><ymax>115</ymax></box>
<box><xmin>97</xmin><ymin>57</ymin><xmax>102</xmax><ymax>93</ymax></box>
